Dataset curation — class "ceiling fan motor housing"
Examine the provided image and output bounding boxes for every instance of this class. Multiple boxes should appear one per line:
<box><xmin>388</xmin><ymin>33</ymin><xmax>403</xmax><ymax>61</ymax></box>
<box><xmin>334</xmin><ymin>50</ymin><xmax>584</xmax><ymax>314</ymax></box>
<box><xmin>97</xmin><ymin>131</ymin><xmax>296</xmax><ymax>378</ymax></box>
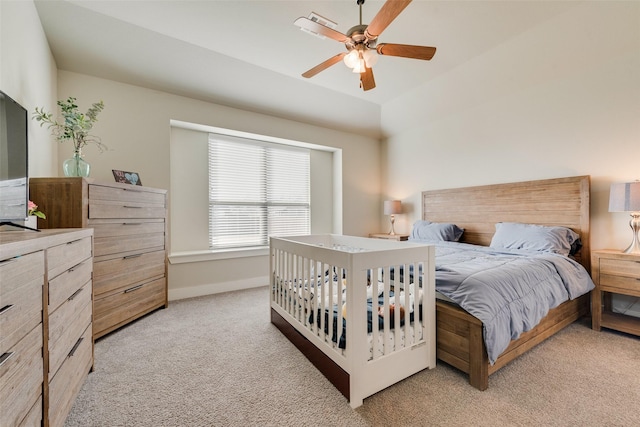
<box><xmin>345</xmin><ymin>24</ymin><xmax>377</xmax><ymax>51</ymax></box>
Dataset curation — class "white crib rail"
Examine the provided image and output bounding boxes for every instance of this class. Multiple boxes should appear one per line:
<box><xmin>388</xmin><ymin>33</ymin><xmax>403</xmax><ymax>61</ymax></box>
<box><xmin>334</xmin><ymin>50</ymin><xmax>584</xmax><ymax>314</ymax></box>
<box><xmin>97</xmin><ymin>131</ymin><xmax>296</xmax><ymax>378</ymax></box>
<box><xmin>270</xmin><ymin>235</ymin><xmax>435</xmax><ymax>408</ymax></box>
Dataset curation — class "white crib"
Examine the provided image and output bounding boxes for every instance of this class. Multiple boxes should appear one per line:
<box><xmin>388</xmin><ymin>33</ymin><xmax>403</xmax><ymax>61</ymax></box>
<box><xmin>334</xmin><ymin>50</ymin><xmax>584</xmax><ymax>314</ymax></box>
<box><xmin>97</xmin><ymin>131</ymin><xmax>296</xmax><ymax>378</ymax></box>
<box><xmin>270</xmin><ymin>234</ymin><xmax>436</xmax><ymax>408</ymax></box>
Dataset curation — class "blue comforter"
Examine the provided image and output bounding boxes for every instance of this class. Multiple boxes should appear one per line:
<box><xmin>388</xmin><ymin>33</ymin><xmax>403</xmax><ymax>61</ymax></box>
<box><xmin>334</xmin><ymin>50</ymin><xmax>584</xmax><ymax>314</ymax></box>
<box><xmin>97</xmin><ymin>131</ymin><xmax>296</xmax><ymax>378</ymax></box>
<box><xmin>420</xmin><ymin>241</ymin><xmax>595</xmax><ymax>364</ymax></box>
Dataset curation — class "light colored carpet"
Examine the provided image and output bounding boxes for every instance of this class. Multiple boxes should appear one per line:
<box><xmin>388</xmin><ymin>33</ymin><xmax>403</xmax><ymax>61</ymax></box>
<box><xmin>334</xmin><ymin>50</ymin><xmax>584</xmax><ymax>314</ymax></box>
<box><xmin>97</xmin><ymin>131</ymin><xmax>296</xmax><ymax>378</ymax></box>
<box><xmin>65</xmin><ymin>286</ymin><xmax>640</xmax><ymax>427</ymax></box>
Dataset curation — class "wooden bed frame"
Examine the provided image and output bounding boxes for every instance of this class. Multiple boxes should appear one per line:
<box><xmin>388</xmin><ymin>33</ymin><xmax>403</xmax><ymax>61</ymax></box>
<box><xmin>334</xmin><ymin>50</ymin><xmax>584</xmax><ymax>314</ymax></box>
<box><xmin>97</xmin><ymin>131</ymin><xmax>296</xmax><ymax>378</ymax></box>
<box><xmin>423</xmin><ymin>175</ymin><xmax>591</xmax><ymax>390</ymax></box>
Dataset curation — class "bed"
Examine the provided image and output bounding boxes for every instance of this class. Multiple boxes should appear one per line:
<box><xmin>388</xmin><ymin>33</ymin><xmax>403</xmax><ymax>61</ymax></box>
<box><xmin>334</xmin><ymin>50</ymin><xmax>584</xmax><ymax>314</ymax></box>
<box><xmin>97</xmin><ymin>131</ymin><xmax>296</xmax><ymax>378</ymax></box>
<box><xmin>270</xmin><ymin>175</ymin><xmax>593</xmax><ymax>405</ymax></box>
<box><xmin>270</xmin><ymin>234</ymin><xmax>436</xmax><ymax>408</ymax></box>
<box><xmin>422</xmin><ymin>175</ymin><xmax>593</xmax><ymax>390</ymax></box>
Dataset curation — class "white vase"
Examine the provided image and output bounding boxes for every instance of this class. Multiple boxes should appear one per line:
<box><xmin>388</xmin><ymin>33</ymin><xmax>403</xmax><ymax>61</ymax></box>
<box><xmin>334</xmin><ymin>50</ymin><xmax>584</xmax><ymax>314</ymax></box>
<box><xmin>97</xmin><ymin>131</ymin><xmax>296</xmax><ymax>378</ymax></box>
<box><xmin>25</xmin><ymin>216</ymin><xmax>38</xmax><ymax>230</ymax></box>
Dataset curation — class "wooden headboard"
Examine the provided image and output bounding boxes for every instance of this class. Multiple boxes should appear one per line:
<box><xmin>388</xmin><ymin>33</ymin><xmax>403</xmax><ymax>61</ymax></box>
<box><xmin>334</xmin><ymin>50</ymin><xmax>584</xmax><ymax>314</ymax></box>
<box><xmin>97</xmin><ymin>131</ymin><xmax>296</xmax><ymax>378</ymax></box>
<box><xmin>421</xmin><ymin>175</ymin><xmax>591</xmax><ymax>271</ymax></box>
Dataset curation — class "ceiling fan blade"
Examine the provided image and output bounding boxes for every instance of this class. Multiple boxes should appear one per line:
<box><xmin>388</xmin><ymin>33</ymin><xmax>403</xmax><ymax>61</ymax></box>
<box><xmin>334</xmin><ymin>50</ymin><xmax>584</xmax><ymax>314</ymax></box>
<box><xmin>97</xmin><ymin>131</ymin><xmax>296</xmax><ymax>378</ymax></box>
<box><xmin>360</xmin><ymin>67</ymin><xmax>376</xmax><ymax>91</ymax></box>
<box><xmin>294</xmin><ymin>17</ymin><xmax>349</xmax><ymax>43</ymax></box>
<box><xmin>376</xmin><ymin>43</ymin><xmax>436</xmax><ymax>60</ymax></box>
<box><xmin>302</xmin><ymin>53</ymin><xmax>347</xmax><ymax>78</ymax></box>
<box><xmin>364</xmin><ymin>0</ymin><xmax>412</xmax><ymax>40</ymax></box>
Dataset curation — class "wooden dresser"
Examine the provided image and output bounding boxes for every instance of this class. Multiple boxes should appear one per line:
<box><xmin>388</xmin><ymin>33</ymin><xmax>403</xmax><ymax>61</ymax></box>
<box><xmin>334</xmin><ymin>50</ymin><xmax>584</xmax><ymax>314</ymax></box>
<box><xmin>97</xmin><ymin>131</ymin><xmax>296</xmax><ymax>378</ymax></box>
<box><xmin>29</xmin><ymin>177</ymin><xmax>168</xmax><ymax>340</ymax></box>
<box><xmin>0</xmin><ymin>228</ymin><xmax>94</xmax><ymax>427</ymax></box>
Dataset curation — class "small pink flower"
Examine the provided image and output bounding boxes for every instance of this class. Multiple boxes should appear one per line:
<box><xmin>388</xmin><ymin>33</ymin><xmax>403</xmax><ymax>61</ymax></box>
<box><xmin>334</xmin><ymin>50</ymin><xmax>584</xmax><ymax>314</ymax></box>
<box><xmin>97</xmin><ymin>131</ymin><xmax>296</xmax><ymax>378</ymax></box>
<box><xmin>28</xmin><ymin>200</ymin><xmax>46</xmax><ymax>219</ymax></box>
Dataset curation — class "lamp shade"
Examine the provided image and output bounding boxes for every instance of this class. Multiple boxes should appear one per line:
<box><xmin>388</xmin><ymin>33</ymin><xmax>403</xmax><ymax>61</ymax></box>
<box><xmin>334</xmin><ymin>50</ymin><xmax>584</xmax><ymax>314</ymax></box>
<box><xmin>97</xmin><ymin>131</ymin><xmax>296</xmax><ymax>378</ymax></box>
<box><xmin>609</xmin><ymin>181</ymin><xmax>640</xmax><ymax>212</ymax></box>
<box><xmin>384</xmin><ymin>200</ymin><xmax>402</xmax><ymax>215</ymax></box>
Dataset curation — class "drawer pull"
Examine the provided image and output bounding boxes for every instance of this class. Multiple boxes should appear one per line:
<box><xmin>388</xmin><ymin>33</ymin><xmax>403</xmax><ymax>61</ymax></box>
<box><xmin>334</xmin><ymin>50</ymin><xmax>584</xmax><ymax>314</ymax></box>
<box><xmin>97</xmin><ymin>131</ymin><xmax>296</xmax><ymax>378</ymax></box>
<box><xmin>0</xmin><ymin>304</ymin><xmax>14</xmax><ymax>315</ymax></box>
<box><xmin>68</xmin><ymin>288</ymin><xmax>83</xmax><ymax>301</ymax></box>
<box><xmin>123</xmin><ymin>222</ymin><xmax>142</xmax><ymax>225</ymax></box>
<box><xmin>0</xmin><ymin>352</ymin><xmax>14</xmax><ymax>367</ymax></box>
<box><xmin>123</xmin><ymin>254</ymin><xmax>143</xmax><ymax>260</ymax></box>
<box><xmin>68</xmin><ymin>338</ymin><xmax>83</xmax><ymax>358</ymax></box>
<box><xmin>0</xmin><ymin>257</ymin><xmax>18</xmax><ymax>266</ymax></box>
<box><xmin>124</xmin><ymin>284</ymin><xmax>144</xmax><ymax>293</ymax></box>
<box><xmin>66</xmin><ymin>239</ymin><xmax>83</xmax><ymax>245</ymax></box>
<box><xmin>123</xmin><ymin>205</ymin><xmax>142</xmax><ymax>209</ymax></box>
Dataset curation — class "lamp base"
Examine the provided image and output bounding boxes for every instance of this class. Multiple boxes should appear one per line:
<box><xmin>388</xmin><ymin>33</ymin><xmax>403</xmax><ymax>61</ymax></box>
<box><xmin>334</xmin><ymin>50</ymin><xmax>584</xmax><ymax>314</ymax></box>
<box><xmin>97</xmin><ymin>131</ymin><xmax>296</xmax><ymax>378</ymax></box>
<box><xmin>388</xmin><ymin>215</ymin><xmax>396</xmax><ymax>236</ymax></box>
<box><xmin>623</xmin><ymin>213</ymin><xmax>640</xmax><ymax>254</ymax></box>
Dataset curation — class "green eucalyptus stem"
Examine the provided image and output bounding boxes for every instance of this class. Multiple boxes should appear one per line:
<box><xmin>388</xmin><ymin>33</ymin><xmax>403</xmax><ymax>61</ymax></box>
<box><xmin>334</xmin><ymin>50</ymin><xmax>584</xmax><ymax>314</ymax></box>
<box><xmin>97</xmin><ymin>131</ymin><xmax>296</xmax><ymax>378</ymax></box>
<box><xmin>33</xmin><ymin>97</ymin><xmax>107</xmax><ymax>153</ymax></box>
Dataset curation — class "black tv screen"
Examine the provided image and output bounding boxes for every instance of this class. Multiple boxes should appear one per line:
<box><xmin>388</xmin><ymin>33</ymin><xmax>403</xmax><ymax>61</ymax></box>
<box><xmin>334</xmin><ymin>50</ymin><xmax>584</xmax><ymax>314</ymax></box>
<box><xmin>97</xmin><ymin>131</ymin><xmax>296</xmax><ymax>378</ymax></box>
<box><xmin>0</xmin><ymin>90</ymin><xmax>29</xmax><ymax>222</ymax></box>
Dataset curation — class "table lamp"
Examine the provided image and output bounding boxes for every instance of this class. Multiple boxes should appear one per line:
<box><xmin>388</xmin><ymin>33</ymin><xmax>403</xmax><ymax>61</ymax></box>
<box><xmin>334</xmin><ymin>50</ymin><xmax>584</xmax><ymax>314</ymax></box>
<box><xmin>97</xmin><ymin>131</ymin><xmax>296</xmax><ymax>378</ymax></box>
<box><xmin>609</xmin><ymin>181</ymin><xmax>640</xmax><ymax>254</ymax></box>
<box><xmin>384</xmin><ymin>200</ymin><xmax>402</xmax><ymax>235</ymax></box>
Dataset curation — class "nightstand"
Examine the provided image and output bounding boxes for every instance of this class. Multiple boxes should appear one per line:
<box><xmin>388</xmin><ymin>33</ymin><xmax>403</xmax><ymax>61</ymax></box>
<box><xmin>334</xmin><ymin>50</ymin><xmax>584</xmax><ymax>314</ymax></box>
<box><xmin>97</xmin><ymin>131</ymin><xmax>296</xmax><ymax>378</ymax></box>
<box><xmin>369</xmin><ymin>233</ymin><xmax>409</xmax><ymax>241</ymax></box>
<box><xmin>591</xmin><ymin>250</ymin><xmax>640</xmax><ymax>336</ymax></box>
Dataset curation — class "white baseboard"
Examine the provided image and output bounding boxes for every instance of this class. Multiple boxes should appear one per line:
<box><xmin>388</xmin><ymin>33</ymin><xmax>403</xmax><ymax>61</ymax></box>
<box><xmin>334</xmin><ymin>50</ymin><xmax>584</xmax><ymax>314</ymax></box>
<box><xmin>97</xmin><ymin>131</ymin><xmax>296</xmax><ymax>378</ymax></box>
<box><xmin>168</xmin><ymin>276</ymin><xmax>268</xmax><ymax>301</ymax></box>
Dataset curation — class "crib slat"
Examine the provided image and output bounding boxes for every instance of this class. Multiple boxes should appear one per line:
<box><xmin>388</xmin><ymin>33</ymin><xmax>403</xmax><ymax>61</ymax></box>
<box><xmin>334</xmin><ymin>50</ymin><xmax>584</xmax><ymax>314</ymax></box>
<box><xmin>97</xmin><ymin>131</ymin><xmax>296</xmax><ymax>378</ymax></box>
<box><xmin>371</xmin><ymin>267</ymin><xmax>380</xmax><ymax>359</ymax></box>
<box><xmin>383</xmin><ymin>266</ymin><xmax>391</xmax><ymax>356</ymax></box>
<box><xmin>403</xmin><ymin>263</ymin><xmax>411</xmax><ymax>346</ymax></box>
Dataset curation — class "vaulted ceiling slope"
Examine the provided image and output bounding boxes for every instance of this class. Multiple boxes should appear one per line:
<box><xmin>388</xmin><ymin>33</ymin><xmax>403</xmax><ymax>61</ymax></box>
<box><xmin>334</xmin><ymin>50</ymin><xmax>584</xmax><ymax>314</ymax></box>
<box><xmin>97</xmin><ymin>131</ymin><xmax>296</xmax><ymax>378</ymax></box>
<box><xmin>34</xmin><ymin>0</ymin><xmax>579</xmax><ymax>139</ymax></box>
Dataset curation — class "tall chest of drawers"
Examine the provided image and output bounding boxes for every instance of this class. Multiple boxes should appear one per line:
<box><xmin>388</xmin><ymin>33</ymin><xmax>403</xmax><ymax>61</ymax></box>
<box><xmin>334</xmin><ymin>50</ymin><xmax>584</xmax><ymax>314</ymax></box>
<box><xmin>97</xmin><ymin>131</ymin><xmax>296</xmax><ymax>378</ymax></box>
<box><xmin>29</xmin><ymin>177</ymin><xmax>168</xmax><ymax>339</ymax></box>
<box><xmin>0</xmin><ymin>228</ymin><xmax>94</xmax><ymax>427</ymax></box>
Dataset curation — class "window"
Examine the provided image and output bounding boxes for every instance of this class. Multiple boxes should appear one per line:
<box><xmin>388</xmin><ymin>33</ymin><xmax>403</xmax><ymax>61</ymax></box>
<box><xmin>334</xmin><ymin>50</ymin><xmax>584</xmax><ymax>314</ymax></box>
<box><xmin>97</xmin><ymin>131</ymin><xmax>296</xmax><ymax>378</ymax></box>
<box><xmin>208</xmin><ymin>133</ymin><xmax>310</xmax><ymax>249</ymax></box>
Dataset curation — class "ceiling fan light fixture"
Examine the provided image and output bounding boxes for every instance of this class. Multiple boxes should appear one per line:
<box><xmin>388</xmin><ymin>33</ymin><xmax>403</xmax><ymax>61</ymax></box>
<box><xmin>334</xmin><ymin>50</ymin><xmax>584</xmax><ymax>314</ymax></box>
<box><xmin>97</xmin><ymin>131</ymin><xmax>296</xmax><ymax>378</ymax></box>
<box><xmin>343</xmin><ymin>49</ymin><xmax>360</xmax><ymax>68</ymax></box>
<box><xmin>362</xmin><ymin>49</ymin><xmax>378</xmax><ymax>68</ymax></box>
<box><xmin>352</xmin><ymin>58</ymin><xmax>366</xmax><ymax>73</ymax></box>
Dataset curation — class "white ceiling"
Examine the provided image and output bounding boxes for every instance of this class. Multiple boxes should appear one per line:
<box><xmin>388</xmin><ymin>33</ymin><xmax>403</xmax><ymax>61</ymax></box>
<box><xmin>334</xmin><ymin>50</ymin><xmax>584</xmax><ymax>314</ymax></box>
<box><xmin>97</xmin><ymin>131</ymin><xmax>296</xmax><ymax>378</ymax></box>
<box><xmin>34</xmin><ymin>0</ymin><xmax>580</xmax><ymax>138</ymax></box>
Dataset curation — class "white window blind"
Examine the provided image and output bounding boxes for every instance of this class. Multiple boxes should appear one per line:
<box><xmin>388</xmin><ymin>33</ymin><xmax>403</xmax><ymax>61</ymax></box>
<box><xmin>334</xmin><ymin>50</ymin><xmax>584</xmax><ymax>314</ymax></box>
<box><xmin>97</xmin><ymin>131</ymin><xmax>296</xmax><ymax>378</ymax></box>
<box><xmin>208</xmin><ymin>133</ymin><xmax>310</xmax><ymax>249</ymax></box>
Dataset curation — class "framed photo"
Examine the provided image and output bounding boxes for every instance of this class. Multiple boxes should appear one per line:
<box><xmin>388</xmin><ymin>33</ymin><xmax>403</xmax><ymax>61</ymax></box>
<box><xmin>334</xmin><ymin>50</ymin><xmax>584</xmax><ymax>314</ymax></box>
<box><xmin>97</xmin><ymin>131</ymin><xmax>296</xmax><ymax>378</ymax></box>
<box><xmin>112</xmin><ymin>169</ymin><xmax>142</xmax><ymax>186</ymax></box>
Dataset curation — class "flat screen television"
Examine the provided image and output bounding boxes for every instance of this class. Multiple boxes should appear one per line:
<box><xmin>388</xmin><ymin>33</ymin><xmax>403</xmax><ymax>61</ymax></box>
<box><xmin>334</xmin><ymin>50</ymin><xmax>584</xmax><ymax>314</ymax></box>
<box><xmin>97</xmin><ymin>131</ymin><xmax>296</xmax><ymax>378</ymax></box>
<box><xmin>0</xmin><ymin>90</ymin><xmax>29</xmax><ymax>224</ymax></box>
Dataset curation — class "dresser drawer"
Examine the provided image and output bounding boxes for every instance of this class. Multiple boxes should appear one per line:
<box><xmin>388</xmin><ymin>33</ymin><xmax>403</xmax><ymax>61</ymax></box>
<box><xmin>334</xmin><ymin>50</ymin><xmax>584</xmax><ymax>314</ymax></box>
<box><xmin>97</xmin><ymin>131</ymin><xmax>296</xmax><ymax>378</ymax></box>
<box><xmin>0</xmin><ymin>250</ymin><xmax>43</xmax><ymax>293</ymax></box>
<box><xmin>94</xmin><ymin>277</ymin><xmax>166</xmax><ymax>337</ymax></box>
<box><xmin>0</xmin><ymin>326</ymin><xmax>43</xmax><ymax>427</ymax></box>
<box><xmin>1</xmin><ymin>252</ymin><xmax>43</xmax><ymax>354</ymax></box>
<box><xmin>89</xmin><ymin>184</ymin><xmax>166</xmax><ymax>205</ymax></box>
<box><xmin>21</xmin><ymin>394</ymin><xmax>42</xmax><ymax>427</ymax></box>
<box><xmin>48</xmin><ymin>324</ymin><xmax>92</xmax><ymax>427</ymax></box>
<box><xmin>48</xmin><ymin>258</ymin><xmax>92</xmax><ymax>313</ymax></box>
<box><xmin>48</xmin><ymin>283</ymin><xmax>92</xmax><ymax>380</ymax></box>
<box><xmin>89</xmin><ymin>219</ymin><xmax>165</xmax><ymax>239</ymax></box>
<box><xmin>89</xmin><ymin>200</ymin><xmax>166</xmax><ymax>219</ymax></box>
<box><xmin>94</xmin><ymin>250</ymin><xmax>165</xmax><ymax>297</ymax></box>
<box><xmin>94</xmin><ymin>232</ymin><xmax>165</xmax><ymax>258</ymax></box>
<box><xmin>47</xmin><ymin>237</ymin><xmax>92</xmax><ymax>280</ymax></box>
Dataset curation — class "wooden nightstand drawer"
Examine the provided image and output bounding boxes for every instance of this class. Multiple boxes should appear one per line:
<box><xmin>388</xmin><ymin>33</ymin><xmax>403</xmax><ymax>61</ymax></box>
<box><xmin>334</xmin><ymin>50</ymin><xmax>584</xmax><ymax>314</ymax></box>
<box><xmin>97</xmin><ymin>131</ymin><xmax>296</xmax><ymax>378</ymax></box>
<box><xmin>599</xmin><ymin>273</ymin><xmax>640</xmax><ymax>296</ymax></box>
<box><xmin>600</xmin><ymin>257</ymin><xmax>640</xmax><ymax>278</ymax></box>
<box><xmin>47</xmin><ymin>237</ymin><xmax>92</xmax><ymax>280</ymax></box>
<box><xmin>0</xmin><ymin>326</ymin><xmax>43</xmax><ymax>427</ymax></box>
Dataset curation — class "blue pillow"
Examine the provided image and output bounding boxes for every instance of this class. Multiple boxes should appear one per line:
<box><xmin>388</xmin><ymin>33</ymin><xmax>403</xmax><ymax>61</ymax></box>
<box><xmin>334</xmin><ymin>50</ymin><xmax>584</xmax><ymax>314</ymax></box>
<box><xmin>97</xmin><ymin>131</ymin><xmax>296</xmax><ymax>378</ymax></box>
<box><xmin>409</xmin><ymin>220</ymin><xmax>464</xmax><ymax>242</ymax></box>
<box><xmin>489</xmin><ymin>222</ymin><xmax>580</xmax><ymax>256</ymax></box>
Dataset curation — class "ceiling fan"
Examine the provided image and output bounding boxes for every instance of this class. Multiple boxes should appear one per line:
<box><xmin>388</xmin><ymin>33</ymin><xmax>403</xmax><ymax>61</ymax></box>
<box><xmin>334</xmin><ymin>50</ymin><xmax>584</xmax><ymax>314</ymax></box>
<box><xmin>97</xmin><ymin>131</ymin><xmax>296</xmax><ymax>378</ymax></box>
<box><xmin>294</xmin><ymin>0</ymin><xmax>436</xmax><ymax>91</ymax></box>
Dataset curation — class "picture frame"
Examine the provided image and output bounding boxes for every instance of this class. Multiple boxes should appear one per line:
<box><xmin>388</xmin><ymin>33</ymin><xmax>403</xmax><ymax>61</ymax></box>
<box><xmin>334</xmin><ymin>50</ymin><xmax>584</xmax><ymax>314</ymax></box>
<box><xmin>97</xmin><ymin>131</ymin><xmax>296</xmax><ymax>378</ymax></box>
<box><xmin>112</xmin><ymin>169</ymin><xmax>142</xmax><ymax>186</ymax></box>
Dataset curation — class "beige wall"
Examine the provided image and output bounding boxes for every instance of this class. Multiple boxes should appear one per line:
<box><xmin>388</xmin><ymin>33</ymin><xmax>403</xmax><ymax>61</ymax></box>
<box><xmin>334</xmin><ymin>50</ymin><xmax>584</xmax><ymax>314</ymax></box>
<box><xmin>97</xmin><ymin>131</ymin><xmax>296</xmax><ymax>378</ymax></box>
<box><xmin>380</xmin><ymin>1</ymin><xmax>640</xmax><ymax>253</ymax></box>
<box><xmin>1</xmin><ymin>0</ymin><xmax>58</xmax><ymax>177</ymax></box>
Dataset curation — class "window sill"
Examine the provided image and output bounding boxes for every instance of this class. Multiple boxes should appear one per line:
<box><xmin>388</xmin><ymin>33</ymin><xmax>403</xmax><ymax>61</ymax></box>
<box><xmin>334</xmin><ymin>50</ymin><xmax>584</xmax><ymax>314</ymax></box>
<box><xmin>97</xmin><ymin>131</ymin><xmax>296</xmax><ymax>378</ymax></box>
<box><xmin>169</xmin><ymin>247</ymin><xmax>269</xmax><ymax>264</ymax></box>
